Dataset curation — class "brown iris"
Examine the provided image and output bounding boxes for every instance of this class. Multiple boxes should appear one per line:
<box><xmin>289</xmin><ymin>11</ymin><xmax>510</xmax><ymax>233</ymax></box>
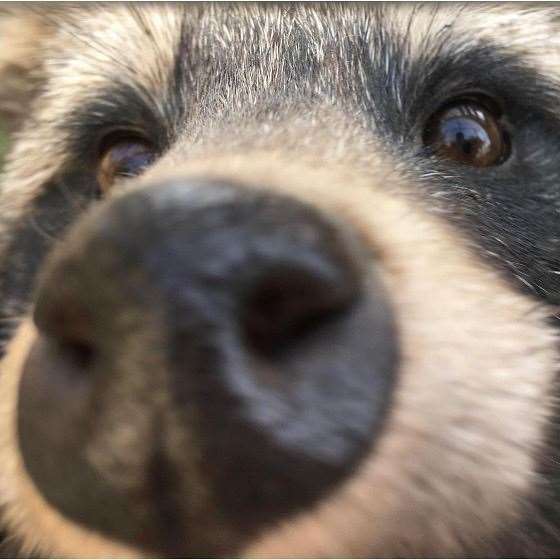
<box><xmin>423</xmin><ymin>98</ymin><xmax>510</xmax><ymax>167</ymax></box>
<box><xmin>97</xmin><ymin>137</ymin><xmax>155</xmax><ymax>194</ymax></box>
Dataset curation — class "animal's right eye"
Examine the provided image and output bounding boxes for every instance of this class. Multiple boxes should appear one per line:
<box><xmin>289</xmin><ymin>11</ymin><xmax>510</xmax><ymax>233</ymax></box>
<box><xmin>97</xmin><ymin>134</ymin><xmax>156</xmax><ymax>194</ymax></box>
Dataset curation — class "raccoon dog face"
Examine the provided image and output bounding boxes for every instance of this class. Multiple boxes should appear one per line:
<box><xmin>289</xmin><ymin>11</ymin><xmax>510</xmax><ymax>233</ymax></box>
<box><xmin>0</xmin><ymin>3</ymin><xmax>559</xmax><ymax>558</ymax></box>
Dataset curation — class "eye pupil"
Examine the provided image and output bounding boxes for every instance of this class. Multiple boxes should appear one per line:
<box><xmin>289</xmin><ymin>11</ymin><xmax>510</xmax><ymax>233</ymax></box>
<box><xmin>424</xmin><ymin>99</ymin><xmax>510</xmax><ymax>167</ymax></box>
<box><xmin>443</xmin><ymin>118</ymin><xmax>490</xmax><ymax>157</ymax></box>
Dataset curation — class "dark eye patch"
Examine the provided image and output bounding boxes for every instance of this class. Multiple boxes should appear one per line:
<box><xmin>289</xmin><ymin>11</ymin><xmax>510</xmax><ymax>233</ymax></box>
<box><xmin>387</xmin><ymin>40</ymin><xmax>560</xmax><ymax>303</ymax></box>
<box><xmin>0</xmin><ymin>168</ymin><xmax>99</xmax><ymax>355</ymax></box>
<box><xmin>56</xmin><ymin>82</ymin><xmax>173</xmax><ymax>164</ymax></box>
<box><xmin>0</xmin><ymin>79</ymin><xmax>185</xmax><ymax>354</ymax></box>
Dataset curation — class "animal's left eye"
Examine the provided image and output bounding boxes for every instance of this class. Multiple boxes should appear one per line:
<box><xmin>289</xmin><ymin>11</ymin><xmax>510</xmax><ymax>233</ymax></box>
<box><xmin>423</xmin><ymin>97</ymin><xmax>510</xmax><ymax>167</ymax></box>
<box><xmin>97</xmin><ymin>134</ymin><xmax>156</xmax><ymax>194</ymax></box>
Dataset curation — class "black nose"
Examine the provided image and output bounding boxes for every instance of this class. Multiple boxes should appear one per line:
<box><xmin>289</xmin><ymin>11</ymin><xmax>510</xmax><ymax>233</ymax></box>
<box><xmin>18</xmin><ymin>180</ymin><xmax>397</xmax><ymax>557</ymax></box>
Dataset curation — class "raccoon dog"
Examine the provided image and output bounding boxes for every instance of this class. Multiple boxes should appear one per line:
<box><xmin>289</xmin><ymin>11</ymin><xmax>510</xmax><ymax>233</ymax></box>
<box><xmin>0</xmin><ymin>3</ymin><xmax>559</xmax><ymax>558</ymax></box>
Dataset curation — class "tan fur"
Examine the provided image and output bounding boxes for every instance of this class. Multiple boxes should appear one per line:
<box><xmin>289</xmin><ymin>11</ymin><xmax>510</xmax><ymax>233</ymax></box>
<box><xmin>0</xmin><ymin>8</ymin><xmax>54</xmax><ymax>135</ymax></box>
<box><xmin>386</xmin><ymin>4</ymin><xmax>560</xmax><ymax>78</ymax></box>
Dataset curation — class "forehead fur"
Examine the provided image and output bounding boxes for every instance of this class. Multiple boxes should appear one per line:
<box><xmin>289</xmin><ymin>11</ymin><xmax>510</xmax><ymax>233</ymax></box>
<box><xmin>48</xmin><ymin>4</ymin><xmax>560</xmax><ymax>85</ymax></box>
<box><xmin>35</xmin><ymin>3</ymin><xmax>560</xmax><ymax>126</ymax></box>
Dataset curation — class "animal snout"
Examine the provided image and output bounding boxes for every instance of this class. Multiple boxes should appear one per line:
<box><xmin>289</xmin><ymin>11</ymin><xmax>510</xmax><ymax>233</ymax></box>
<box><xmin>17</xmin><ymin>179</ymin><xmax>397</xmax><ymax>556</ymax></box>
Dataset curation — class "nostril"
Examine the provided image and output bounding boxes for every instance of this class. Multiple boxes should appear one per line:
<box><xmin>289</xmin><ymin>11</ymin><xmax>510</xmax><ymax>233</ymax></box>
<box><xmin>242</xmin><ymin>260</ymin><xmax>360</xmax><ymax>356</ymax></box>
<box><xmin>54</xmin><ymin>336</ymin><xmax>97</xmax><ymax>371</ymax></box>
<box><xmin>33</xmin><ymin>281</ymin><xmax>99</xmax><ymax>374</ymax></box>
